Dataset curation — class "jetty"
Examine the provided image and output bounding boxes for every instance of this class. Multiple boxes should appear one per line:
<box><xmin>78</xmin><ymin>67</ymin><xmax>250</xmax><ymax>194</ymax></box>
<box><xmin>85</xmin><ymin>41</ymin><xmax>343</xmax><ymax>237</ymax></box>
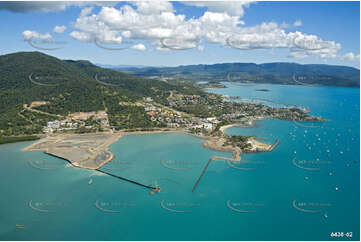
<box><xmin>268</xmin><ymin>139</ymin><xmax>280</xmax><ymax>151</ymax></box>
<box><xmin>293</xmin><ymin>120</ymin><xmax>321</xmax><ymax>128</ymax></box>
<box><xmin>95</xmin><ymin>169</ymin><xmax>158</xmax><ymax>191</ymax></box>
<box><xmin>192</xmin><ymin>158</ymin><xmax>213</xmax><ymax>192</ymax></box>
<box><xmin>191</xmin><ymin>150</ymin><xmax>243</xmax><ymax>192</ymax></box>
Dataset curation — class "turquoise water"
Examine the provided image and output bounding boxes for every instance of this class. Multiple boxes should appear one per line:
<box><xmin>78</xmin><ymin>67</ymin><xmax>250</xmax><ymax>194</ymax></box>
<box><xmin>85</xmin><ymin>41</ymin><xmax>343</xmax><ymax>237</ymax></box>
<box><xmin>0</xmin><ymin>83</ymin><xmax>359</xmax><ymax>240</ymax></box>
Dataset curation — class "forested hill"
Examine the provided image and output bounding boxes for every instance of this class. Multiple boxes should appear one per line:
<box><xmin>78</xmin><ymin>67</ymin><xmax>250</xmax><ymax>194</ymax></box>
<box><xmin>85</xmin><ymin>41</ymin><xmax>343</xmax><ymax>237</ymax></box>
<box><xmin>0</xmin><ymin>51</ymin><xmax>202</xmax><ymax>136</ymax></box>
<box><xmin>118</xmin><ymin>62</ymin><xmax>360</xmax><ymax>87</ymax></box>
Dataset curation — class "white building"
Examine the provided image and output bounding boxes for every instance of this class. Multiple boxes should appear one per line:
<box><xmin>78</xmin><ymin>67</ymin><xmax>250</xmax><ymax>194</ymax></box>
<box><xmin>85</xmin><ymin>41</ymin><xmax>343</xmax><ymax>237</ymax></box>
<box><xmin>47</xmin><ymin>120</ymin><xmax>60</xmax><ymax>129</ymax></box>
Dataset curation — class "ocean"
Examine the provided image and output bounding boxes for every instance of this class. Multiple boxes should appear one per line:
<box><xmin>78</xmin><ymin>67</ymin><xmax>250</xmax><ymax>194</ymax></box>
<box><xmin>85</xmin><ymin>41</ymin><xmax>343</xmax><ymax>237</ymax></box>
<box><xmin>0</xmin><ymin>83</ymin><xmax>359</xmax><ymax>240</ymax></box>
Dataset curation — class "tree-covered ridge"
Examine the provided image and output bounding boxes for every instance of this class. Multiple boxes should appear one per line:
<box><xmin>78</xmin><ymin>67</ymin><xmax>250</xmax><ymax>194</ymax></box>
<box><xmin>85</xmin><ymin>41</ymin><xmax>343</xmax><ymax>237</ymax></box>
<box><xmin>0</xmin><ymin>51</ymin><xmax>204</xmax><ymax>136</ymax></box>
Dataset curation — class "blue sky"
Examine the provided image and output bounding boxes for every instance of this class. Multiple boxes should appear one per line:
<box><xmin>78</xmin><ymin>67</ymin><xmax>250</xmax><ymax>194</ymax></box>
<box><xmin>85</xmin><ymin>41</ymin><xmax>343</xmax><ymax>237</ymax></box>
<box><xmin>0</xmin><ymin>1</ymin><xmax>359</xmax><ymax>68</ymax></box>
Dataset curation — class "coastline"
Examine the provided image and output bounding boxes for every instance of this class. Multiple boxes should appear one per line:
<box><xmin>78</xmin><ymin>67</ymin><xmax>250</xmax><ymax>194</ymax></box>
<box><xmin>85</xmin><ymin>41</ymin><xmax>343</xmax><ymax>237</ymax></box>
<box><xmin>0</xmin><ymin>135</ymin><xmax>41</xmax><ymax>145</ymax></box>
<box><xmin>22</xmin><ymin>123</ymin><xmax>274</xmax><ymax>169</ymax></box>
<box><xmin>23</xmin><ymin>132</ymin><xmax>122</xmax><ymax>170</ymax></box>
<box><xmin>202</xmin><ymin>118</ymin><xmax>278</xmax><ymax>161</ymax></box>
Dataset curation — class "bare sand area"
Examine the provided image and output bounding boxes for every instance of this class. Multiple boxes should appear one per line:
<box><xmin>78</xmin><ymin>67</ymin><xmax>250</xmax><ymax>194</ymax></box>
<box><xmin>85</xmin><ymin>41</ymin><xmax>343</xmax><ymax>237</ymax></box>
<box><xmin>22</xmin><ymin>129</ymin><xmax>185</xmax><ymax>170</ymax></box>
<box><xmin>23</xmin><ymin>132</ymin><xmax>122</xmax><ymax>170</ymax></box>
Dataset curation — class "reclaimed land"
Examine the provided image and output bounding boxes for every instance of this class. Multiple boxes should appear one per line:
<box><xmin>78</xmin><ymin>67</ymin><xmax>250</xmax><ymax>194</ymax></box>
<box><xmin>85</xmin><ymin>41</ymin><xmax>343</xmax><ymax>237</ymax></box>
<box><xmin>22</xmin><ymin>123</ymin><xmax>275</xmax><ymax>170</ymax></box>
<box><xmin>23</xmin><ymin>132</ymin><xmax>122</xmax><ymax>170</ymax></box>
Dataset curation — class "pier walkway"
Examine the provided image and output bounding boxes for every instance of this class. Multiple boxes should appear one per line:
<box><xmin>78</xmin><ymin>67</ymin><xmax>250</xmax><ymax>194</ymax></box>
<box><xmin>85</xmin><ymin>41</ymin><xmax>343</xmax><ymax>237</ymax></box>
<box><xmin>268</xmin><ymin>139</ymin><xmax>280</xmax><ymax>151</ymax></box>
<box><xmin>192</xmin><ymin>158</ymin><xmax>213</xmax><ymax>192</ymax></box>
<box><xmin>95</xmin><ymin>169</ymin><xmax>157</xmax><ymax>190</ymax></box>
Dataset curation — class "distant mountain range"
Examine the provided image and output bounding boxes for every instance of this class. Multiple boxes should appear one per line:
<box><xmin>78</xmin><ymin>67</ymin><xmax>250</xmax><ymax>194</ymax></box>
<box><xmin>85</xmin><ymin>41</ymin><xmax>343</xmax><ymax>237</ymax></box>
<box><xmin>116</xmin><ymin>62</ymin><xmax>360</xmax><ymax>87</ymax></box>
<box><xmin>96</xmin><ymin>64</ymin><xmax>151</xmax><ymax>69</ymax></box>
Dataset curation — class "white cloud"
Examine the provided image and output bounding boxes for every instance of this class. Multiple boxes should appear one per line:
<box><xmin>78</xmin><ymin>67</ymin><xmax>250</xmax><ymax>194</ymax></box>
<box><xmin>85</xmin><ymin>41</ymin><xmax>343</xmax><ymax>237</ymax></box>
<box><xmin>341</xmin><ymin>52</ymin><xmax>360</xmax><ymax>61</ymax></box>
<box><xmin>293</xmin><ymin>20</ymin><xmax>302</xmax><ymax>27</ymax></box>
<box><xmin>70</xmin><ymin>7</ymin><xmax>123</xmax><ymax>44</ymax></box>
<box><xmin>280</xmin><ymin>22</ymin><xmax>290</xmax><ymax>29</ymax></box>
<box><xmin>131</xmin><ymin>43</ymin><xmax>146</xmax><ymax>51</ymax></box>
<box><xmin>181</xmin><ymin>1</ymin><xmax>254</xmax><ymax>17</ymax></box>
<box><xmin>225</xmin><ymin>23</ymin><xmax>340</xmax><ymax>59</ymax></box>
<box><xmin>53</xmin><ymin>25</ymin><xmax>66</xmax><ymax>33</ymax></box>
<box><xmin>288</xmin><ymin>51</ymin><xmax>309</xmax><ymax>59</ymax></box>
<box><xmin>290</xmin><ymin>31</ymin><xmax>341</xmax><ymax>58</ymax></box>
<box><xmin>22</xmin><ymin>30</ymin><xmax>52</xmax><ymax>41</ymax></box>
<box><xmin>70</xmin><ymin>31</ymin><xmax>92</xmax><ymax>42</ymax></box>
<box><xmin>122</xmin><ymin>30</ymin><xmax>132</xmax><ymax>38</ymax></box>
<box><xmin>68</xmin><ymin>1</ymin><xmax>343</xmax><ymax>60</ymax></box>
<box><xmin>131</xmin><ymin>1</ymin><xmax>174</xmax><ymax>15</ymax></box>
<box><xmin>80</xmin><ymin>7</ymin><xmax>93</xmax><ymax>17</ymax></box>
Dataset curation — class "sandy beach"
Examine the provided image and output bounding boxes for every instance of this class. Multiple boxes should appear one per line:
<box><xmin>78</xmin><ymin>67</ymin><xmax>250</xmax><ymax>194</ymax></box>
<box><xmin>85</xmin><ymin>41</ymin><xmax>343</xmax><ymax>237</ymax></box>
<box><xmin>202</xmin><ymin>119</ymin><xmax>277</xmax><ymax>161</ymax></box>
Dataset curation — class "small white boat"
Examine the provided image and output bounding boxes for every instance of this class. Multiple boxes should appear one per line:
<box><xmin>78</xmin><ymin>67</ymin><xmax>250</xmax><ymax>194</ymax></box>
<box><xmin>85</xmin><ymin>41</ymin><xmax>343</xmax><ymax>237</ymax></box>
<box><xmin>16</xmin><ymin>224</ymin><xmax>25</xmax><ymax>229</ymax></box>
<box><xmin>88</xmin><ymin>179</ymin><xmax>93</xmax><ymax>185</ymax></box>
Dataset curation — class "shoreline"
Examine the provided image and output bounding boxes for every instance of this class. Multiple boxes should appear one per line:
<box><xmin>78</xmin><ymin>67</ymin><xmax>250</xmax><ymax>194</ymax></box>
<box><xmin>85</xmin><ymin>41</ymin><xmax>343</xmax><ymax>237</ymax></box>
<box><xmin>23</xmin><ymin>132</ymin><xmax>122</xmax><ymax>170</ymax></box>
<box><xmin>0</xmin><ymin>135</ymin><xmax>41</xmax><ymax>145</ymax></box>
<box><xmin>22</xmin><ymin>123</ymin><xmax>274</xmax><ymax>169</ymax></box>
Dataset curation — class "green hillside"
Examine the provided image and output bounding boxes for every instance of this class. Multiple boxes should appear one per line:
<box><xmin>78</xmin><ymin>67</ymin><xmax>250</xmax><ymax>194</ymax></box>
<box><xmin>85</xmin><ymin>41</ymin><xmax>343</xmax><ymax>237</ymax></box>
<box><xmin>0</xmin><ymin>51</ymin><xmax>202</xmax><ymax>136</ymax></box>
